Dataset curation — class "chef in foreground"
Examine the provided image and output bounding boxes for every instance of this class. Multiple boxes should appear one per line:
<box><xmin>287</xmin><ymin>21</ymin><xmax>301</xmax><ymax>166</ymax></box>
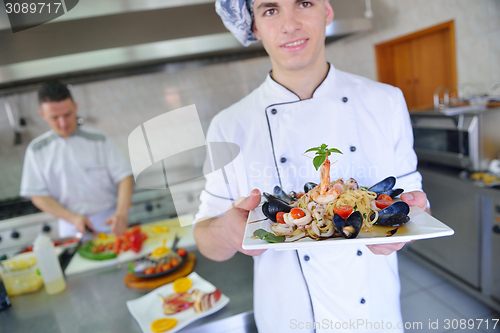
<box><xmin>20</xmin><ymin>81</ymin><xmax>134</xmax><ymax>237</ymax></box>
<box><xmin>194</xmin><ymin>0</ymin><xmax>429</xmax><ymax>332</ymax></box>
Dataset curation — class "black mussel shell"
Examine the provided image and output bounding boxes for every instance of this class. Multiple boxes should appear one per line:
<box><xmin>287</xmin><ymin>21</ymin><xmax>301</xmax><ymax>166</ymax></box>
<box><xmin>262</xmin><ymin>194</ymin><xmax>292</xmax><ymax>222</ymax></box>
<box><xmin>368</xmin><ymin>176</ymin><xmax>396</xmax><ymax>193</ymax></box>
<box><xmin>304</xmin><ymin>182</ymin><xmax>318</xmax><ymax>193</ymax></box>
<box><xmin>333</xmin><ymin>211</ymin><xmax>363</xmax><ymax>239</ymax></box>
<box><xmin>376</xmin><ymin>213</ymin><xmax>410</xmax><ymax>227</ymax></box>
<box><xmin>273</xmin><ymin>186</ymin><xmax>294</xmax><ymax>204</ymax></box>
<box><xmin>373</xmin><ymin>201</ymin><xmax>410</xmax><ymax>227</ymax></box>
<box><xmin>377</xmin><ymin>188</ymin><xmax>404</xmax><ymax>199</ymax></box>
<box><xmin>377</xmin><ymin>201</ymin><xmax>410</xmax><ymax>216</ymax></box>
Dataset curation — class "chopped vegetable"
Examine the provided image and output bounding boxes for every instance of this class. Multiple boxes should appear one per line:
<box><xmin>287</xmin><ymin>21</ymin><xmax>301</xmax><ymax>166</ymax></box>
<box><xmin>333</xmin><ymin>205</ymin><xmax>354</xmax><ymax>219</ymax></box>
<box><xmin>176</xmin><ymin>248</ymin><xmax>187</xmax><ymax>257</ymax></box>
<box><xmin>290</xmin><ymin>208</ymin><xmax>306</xmax><ymax>219</ymax></box>
<box><xmin>377</xmin><ymin>194</ymin><xmax>393</xmax><ymax>202</ymax></box>
<box><xmin>375</xmin><ymin>200</ymin><xmax>392</xmax><ymax>209</ymax></box>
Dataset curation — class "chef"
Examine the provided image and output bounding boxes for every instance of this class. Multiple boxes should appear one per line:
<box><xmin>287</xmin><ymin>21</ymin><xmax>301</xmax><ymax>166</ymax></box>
<box><xmin>20</xmin><ymin>81</ymin><xmax>134</xmax><ymax>237</ymax></box>
<box><xmin>193</xmin><ymin>0</ymin><xmax>430</xmax><ymax>332</ymax></box>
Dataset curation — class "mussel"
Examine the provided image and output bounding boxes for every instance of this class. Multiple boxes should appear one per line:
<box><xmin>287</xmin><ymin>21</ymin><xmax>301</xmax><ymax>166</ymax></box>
<box><xmin>272</xmin><ymin>186</ymin><xmax>294</xmax><ymax>204</ymax></box>
<box><xmin>333</xmin><ymin>211</ymin><xmax>363</xmax><ymax>239</ymax></box>
<box><xmin>368</xmin><ymin>176</ymin><xmax>404</xmax><ymax>199</ymax></box>
<box><xmin>262</xmin><ymin>194</ymin><xmax>292</xmax><ymax>222</ymax></box>
<box><xmin>304</xmin><ymin>182</ymin><xmax>317</xmax><ymax>193</ymax></box>
<box><xmin>374</xmin><ymin>201</ymin><xmax>410</xmax><ymax>227</ymax></box>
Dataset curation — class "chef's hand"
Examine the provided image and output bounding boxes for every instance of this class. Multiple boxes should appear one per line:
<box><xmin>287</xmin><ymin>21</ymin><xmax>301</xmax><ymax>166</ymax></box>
<box><xmin>105</xmin><ymin>214</ymin><xmax>128</xmax><ymax>237</ymax></box>
<box><xmin>225</xmin><ymin>189</ymin><xmax>267</xmax><ymax>257</ymax></box>
<box><xmin>194</xmin><ymin>189</ymin><xmax>266</xmax><ymax>261</ymax></box>
<box><xmin>72</xmin><ymin>215</ymin><xmax>94</xmax><ymax>234</ymax></box>
<box><xmin>367</xmin><ymin>191</ymin><xmax>428</xmax><ymax>255</ymax></box>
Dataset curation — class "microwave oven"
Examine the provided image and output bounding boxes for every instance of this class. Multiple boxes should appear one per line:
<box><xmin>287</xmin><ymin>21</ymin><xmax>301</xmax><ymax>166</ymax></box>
<box><xmin>410</xmin><ymin>109</ymin><xmax>500</xmax><ymax>171</ymax></box>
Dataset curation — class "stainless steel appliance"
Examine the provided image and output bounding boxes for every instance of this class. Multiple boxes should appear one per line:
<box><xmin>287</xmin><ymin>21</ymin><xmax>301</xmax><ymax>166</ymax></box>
<box><xmin>410</xmin><ymin>108</ymin><xmax>500</xmax><ymax>171</ymax></box>
<box><xmin>410</xmin><ymin>167</ymin><xmax>500</xmax><ymax>312</ymax></box>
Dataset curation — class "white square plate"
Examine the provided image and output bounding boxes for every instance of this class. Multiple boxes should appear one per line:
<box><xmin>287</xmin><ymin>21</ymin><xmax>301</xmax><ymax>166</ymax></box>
<box><xmin>242</xmin><ymin>206</ymin><xmax>454</xmax><ymax>251</ymax></box>
<box><xmin>127</xmin><ymin>272</ymin><xmax>229</xmax><ymax>333</ymax></box>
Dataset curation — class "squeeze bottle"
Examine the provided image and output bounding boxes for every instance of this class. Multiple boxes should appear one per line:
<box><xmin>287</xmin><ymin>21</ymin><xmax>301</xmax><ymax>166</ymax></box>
<box><xmin>33</xmin><ymin>234</ymin><xmax>66</xmax><ymax>295</ymax></box>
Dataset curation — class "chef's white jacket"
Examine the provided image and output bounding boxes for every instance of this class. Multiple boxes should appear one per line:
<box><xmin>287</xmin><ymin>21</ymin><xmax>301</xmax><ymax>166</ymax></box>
<box><xmin>20</xmin><ymin>127</ymin><xmax>132</xmax><ymax>237</ymax></box>
<box><xmin>195</xmin><ymin>64</ymin><xmax>422</xmax><ymax>332</ymax></box>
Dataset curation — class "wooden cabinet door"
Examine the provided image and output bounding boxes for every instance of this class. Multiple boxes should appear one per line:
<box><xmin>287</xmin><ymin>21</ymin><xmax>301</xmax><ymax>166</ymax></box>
<box><xmin>376</xmin><ymin>21</ymin><xmax>457</xmax><ymax>111</ymax></box>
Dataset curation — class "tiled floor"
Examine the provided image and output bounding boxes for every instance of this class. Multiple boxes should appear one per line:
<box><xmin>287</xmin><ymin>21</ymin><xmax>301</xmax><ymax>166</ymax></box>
<box><xmin>399</xmin><ymin>251</ymin><xmax>500</xmax><ymax>332</ymax></box>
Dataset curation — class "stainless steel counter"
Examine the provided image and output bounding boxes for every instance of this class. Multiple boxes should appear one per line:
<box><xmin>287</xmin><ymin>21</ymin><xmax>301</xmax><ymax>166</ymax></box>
<box><xmin>0</xmin><ymin>249</ymin><xmax>256</xmax><ymax>333</ymax></box>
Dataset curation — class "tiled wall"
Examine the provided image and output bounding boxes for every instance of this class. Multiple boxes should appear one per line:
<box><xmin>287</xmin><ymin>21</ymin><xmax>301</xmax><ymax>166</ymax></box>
<box><xmin>1</xmin><ymin>0</ymin><xmax>498</xmax><ymax>200</ymax></box>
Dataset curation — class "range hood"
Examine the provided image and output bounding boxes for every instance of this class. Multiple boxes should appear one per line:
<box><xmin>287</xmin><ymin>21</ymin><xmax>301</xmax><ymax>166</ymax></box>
<box><xmin>0</xmin><ymin>0</ymin><xmax>372</xmax><ymax>88</ymax></box>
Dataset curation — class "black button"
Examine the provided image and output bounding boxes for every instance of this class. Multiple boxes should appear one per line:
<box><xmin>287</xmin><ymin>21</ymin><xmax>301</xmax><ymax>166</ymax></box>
<box><xmin>350</xmin><ymin>146</ymin><xmax>356</xmax><ymax>152</ymax></box>
<box><xmin>342</xmin><ymin>97</ymin><xmax>348</xmax><ymax>103</ymax></box>
<box><xmin>271</xmin><ymin>109</ymin><xmax>277</xmax><ymax>115</ymax></box>
<box><xmin>304</xmin><ymin>255</ymin><xmax>310</xmax><ymax>261</ymax></box>
<box><xmin>0</xmin><ymin>236</ymin><xmax>2</xmax><ymax>242</ymax></box>
<box><xmin>42</xmin><ymin>224</ymin><xmax>51</xmax><ymax>233</ymax></box>
<box><xmin>280</xmin><ymin>157</ymin><xmax>287</xmax><ymax>163</ymax></box>
<box><xmin>357</xmin><ymin>250</ymin><xmax>362</xmax><ymax>256</ymax></box>
<box><xmin>11</xmin><ymin>231</ymin><xmax>20</xmax><ymax>239</ymax></box>
<box><xmin>360</xmin><ymin>298</ymin><xmax>366</xmax><ymax>304</ymax></box>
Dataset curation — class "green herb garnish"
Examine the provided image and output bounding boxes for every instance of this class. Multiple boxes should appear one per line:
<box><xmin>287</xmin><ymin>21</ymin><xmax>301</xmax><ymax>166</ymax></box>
<box><xmin>253</xmin><ymin>229</ymin><xmax>286</xmax><ymax>243</ymax></box>
<box><xmin>363</xmin><ymin>213</ymin><xmax>367</xmax><ymax>219</ymax></box>
<box><xmin>353</xmin><ymin>205</ymin><xmax>358</xmax><ymax>211</ymax></box>
<box><xmin>305</xmin><ymin>144</ymin><xmax>343</xmax><ymax>171</ymax></box>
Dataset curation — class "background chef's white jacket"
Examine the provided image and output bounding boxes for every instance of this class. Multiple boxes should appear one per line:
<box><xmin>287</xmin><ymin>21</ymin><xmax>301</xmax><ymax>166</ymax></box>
<box><xmin>195</xmin><ymin>64</ymin><xmax>423</xmax><ymax>332</ymax></box>
<box><xmin>20</xmin><ymin>127</ymin><xmax>133</xmax><ymax>237</ymax></box>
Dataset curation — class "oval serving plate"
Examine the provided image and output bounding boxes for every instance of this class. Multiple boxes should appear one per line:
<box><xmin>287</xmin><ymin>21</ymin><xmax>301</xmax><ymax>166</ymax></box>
<box><xmin>131</xmin><ymin>253</ymin><xmax>188</xmax><ymax>279</ymax></box>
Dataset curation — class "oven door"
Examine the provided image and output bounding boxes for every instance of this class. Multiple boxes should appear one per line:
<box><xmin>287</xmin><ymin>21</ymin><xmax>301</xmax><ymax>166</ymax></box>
<box><xmin>411</xmin><ymin>114</ymin><xmax>480</xmax><ymax>170</ymax></box>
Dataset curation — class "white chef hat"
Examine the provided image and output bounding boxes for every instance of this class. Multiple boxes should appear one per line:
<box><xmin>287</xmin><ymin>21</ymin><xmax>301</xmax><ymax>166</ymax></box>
<box><xmin>215</xmin><ymin>0</ymin><xmax>258</xmax><ymax>47</ymax></box>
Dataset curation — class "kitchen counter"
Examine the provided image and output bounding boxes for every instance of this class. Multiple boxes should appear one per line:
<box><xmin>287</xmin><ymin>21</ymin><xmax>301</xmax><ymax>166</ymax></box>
<box><xmin>0</xmin><ymin>249</ymin><xmax>256</xmax><ymax>333</ymax></box>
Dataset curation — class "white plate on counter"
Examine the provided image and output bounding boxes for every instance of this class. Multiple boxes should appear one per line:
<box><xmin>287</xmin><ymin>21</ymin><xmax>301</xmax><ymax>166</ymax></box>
<box><xmin>242</xmin><ymin>206</ymin><xmax>454</xmax><ymax>251</ymax></box>
<box><xmin>127</xmin><ymin>272</ymin><xmax>229</xmax><ymax>333</ymax></box>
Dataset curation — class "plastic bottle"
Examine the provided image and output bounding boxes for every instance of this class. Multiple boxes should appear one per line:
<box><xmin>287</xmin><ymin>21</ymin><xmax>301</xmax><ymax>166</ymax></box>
<box><xmin>0</xmin><ymin>275</ymin><xmax>11</xmax><ymax>310</ymax></box>
<box><xmin>33</xmin><ymin>234</ymin><xmax>66</xmax><ymax>295</ymax></box>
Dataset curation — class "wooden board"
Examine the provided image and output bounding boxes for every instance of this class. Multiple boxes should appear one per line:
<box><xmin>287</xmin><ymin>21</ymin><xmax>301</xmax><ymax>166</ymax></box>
<box><xmin>124</xmin><ymin>253</ymin><xmax>196</xmax><ymax>290</ymax></box>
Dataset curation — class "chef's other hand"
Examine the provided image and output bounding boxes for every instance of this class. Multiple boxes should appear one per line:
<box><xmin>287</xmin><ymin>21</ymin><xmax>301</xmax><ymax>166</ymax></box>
<box><xmin>367</xmin><ymin>242</ymin><xmax>406</xmax><ymax>255</ymax></box>
<box><xmin>72</xmin><ymin>215</ymin><xmax>94</xmax><ymax>234</ymax></box>
<box><xmin>105</xmin><ymin>214</ymin><xmax>128</xmax><ymax>237</ymax></box>
<box><xmin>226</xmin><ymin>189</ymin><xmax>267</xmax><ymax>257</ymax></box>
<box><xmin>401</xmin><ymin>190</ymin><xmax>428</xmax><ymax>211</ymax></box>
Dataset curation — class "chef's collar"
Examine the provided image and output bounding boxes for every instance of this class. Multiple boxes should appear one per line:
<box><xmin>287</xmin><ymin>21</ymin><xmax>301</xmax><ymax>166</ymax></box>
<box><xmin>263</xmin><ymin>63</ymin><xmax>336</xmax><ymax>103</ymax></box>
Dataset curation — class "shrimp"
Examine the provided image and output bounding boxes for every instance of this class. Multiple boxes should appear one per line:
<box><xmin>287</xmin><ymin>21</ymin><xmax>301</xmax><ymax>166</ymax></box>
<box><xmin>310</xmin><ymin>157</ymin><xmax>342</xmax><ymax>205</ymax></box>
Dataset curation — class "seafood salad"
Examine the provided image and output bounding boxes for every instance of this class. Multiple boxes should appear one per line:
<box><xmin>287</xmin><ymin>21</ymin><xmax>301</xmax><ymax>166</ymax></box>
<box><xmin>257</xmin><ymin>144</ymin><xmax>411</xmax><ymax>242</ymax></box>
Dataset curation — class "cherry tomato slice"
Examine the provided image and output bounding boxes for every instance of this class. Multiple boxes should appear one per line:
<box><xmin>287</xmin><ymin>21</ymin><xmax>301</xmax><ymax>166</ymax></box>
<box><xmin>276</xmin><ymin>212</ymin><xmax>286</xmax><ymax>224</ymax></box>
<box><xmin>290</xmin><ymin>208</ymin><xmax>306</xmax><ymax>219</ymax></box>
<box><xmin>333</xmin><ymin>205</ymin><xmax>354</xmax><ymax>219</ymax></box>
<box><xmin>375</xmin><ymin>200</ymin><xmax>392</xmax><ymax>209</ymax></box>
<box><xmin>377</xmin><ymin>194</ymin><xmax>393</xmax><ymax>202</ymax></box>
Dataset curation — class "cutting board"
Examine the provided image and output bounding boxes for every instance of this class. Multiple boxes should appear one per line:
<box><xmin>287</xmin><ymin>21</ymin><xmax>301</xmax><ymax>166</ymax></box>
<box><xmin>124</xmin><ymin>253</ymin><xmax>196</xmax><ymax>289</ymax></box>
<box><xmin>64</xmin><ymin>215</ymin><xmax>196</xmax><ymax>276</ymax></box>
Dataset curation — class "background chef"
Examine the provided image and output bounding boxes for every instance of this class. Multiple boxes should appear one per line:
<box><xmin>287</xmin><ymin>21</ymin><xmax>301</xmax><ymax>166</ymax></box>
<box><xmin>20</xmin><ymin>81</ymin><xmax>134</xmax><ymax>237</ymax></box>
<box><xmin>194</xmin><ymin>0</ymin><xmax>430</xmax><ymax>332</ymax></box>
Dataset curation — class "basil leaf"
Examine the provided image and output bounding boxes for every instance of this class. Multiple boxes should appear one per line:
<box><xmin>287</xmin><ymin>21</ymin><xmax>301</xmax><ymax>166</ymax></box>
<box><xmin>313</xmin><ymin>155</ymin><xmax>325</xmax><ymax>171</ymax></box>
<box><xmin>353</xmin><ymin>205</ymin><xmax>358</xmax><ymax>211</ymax></box>
<box><xmin>253</xmin><ymin>229</ymin><xmax>269</xmax><ymax>239</ymax></box>
<box><xmin>327</xmin><ymin>148</ymin><xmax>343</xmax><ymax>155</ymax></box>
<box><xmin>253</xmin><ymin>229</ymin><xmax>286</xmax><ymax>243</ymax></box>
<box><xmin>305</xmin><ymin>147</ymin><xmax>321</xmax><ymax>153</ymax></box>
<box><xmin>263</xmin><ymin>234</ymin><xmax>286</xmax><ymax>243</ymax></box>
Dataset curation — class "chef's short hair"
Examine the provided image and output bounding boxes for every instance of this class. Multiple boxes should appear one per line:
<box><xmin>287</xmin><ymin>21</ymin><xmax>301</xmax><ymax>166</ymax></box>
<box><xmin>38</xmin><ymin>81</ymin><xmax>73</xmax><ymax>104</ymax></box>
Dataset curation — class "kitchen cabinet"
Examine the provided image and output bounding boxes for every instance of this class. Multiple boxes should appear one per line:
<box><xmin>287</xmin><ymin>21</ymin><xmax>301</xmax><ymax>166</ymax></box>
<box><xmin>489</xmin><ymin>196</ymin><xmax>500</xmax><ymax>303</ymax></box>
<box><xmin>411</xmin><ymin>168</ymin><xmax>481</xmax><ymax>288</ymax></box>
<box><xmin>376</xmin><ymin>21</ymin><xmax>457</xmax><ymax>110</ymax></box>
